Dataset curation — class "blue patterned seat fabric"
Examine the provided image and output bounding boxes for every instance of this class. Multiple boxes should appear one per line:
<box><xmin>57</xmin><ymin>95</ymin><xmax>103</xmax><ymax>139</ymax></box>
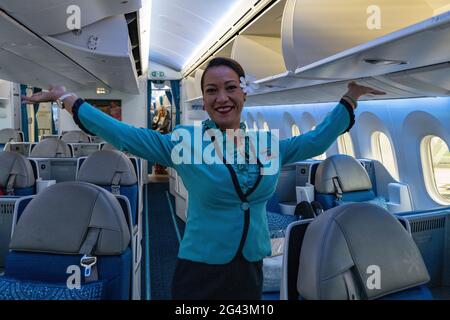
<box><xmin>0</xmin><ymin>277</ymin><xmax>104</xmax><ymax>300</ymax></box>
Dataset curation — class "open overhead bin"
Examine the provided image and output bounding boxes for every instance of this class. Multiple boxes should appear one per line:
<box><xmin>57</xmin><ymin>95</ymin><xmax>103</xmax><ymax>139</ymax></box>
<box><xmin>281</xmin><ymin>0</ymin><xmax>437</xmax><ymax>71</ymax></box>
<box><xmin>0</xmin><ymin>0</ymin><xmax>144</xmax><ymax>94</ymax></box>
<box><xmin>246</xmin><ymin>10</ymin><xmax>450</xmax><ymax>106</ymax></box>
<box><xmin>231</xmin><ymin>0</ymin><xmax>287</xmax><ymax>80</ymax></box>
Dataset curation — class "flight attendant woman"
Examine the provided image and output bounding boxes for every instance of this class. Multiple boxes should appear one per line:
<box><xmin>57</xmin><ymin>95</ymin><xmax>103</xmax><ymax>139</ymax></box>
<box><xmin>23</xmin><ymin>57</ymin><xmax>385</xmax><ymax>299</ymax></box>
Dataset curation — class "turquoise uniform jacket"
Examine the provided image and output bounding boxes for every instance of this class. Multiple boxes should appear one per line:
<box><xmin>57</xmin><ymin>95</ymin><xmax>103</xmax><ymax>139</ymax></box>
<box><xmin>75</xmin><ymin>100</ymin><xmax>352</xmax><ymax>264</ymax></box>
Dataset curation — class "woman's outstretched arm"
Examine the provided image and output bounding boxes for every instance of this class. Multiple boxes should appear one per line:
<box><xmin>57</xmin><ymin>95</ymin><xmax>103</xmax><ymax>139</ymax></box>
<box><xmin>22</xmin><ymin>86</ymin><xmax>175</xmax><ymax>166</ymax></box>
<box><xmin>279</xmin><ymin>82</ymin><xmax>385</xmax><ymax>166</ymax></box>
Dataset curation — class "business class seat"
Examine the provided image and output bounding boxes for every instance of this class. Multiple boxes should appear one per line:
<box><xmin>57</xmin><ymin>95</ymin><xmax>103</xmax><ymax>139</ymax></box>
<box><xmin>61</xmin><ymin>130</ymin><xmax>91</xmax><ymax>143</ymax></box>
<box><xmin>0</xmin><ymin>181</ymin><xmax>132</xmax><ymax>300</ymax></box>
<box><xmin>0</xmin><ymin>128</ymin><xmax>23</xmax><ymax>149</ymax></box>
<box><xmin>0</xmin><ymin>151</ymin><xmax>36</xmax><ymax>268</ymax></box>
<box><xmin>100</xmin><ymin>142</ymin><xmax>117</xmax><ymax>151</ymax></box>
<box><xmin>77</xmin><ymin>150</ymin><xmax>138</xmax><ymax>225</ymax></box>
<box><xmin>295</xmin><ymin>203</ymin><xmax>431</xmax><ymax>300</ymax></box>
<box><xmin>314</xmin><ymin>154</ymin><xmax>386</xmax><ymax>210</ymax></box>
<box><xmin>0</xmin><ymin>151</ymin><xmax>35</xmax><ymax>196</ymax></box>
<box><xmin>30</xmin><ymin>138</ymin><xmax>73</xmax><ymax>158</ymax></box>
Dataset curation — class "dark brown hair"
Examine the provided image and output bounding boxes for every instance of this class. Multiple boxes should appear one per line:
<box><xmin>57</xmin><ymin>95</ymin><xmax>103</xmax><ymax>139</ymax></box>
<box><xmin>200</xmin><ymin>57</ymin><xmax>245</xmax><ymax>93</ymax></box>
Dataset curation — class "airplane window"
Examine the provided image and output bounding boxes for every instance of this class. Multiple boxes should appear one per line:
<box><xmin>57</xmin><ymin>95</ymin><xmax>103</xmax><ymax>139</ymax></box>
<box><xmin>371</xmin><ymin>131</ymin><xmax>399</xmax><ymax>180</ymax></box>
<box><xmin>263</xmin><ymin>122</ymin><xmax>269</xmax><ymax>131</ymax></box>
<box><xmin>311</xmin><ymin>126</ymin><xmax>326</xmax><ymax>160</ymax></box>
<box><xmin>421</xmin><ymin>136</ymin><xmax>450</xmax><ymax>204</ymax></box>
<box><xmin>291</xmin><ymin>124</ymin><xmax>300</xmax><ymax>137</ymax></box>
<box><xmin>338</xmin><ymin>132</ymin><xmax>355</xmax><ymax>157</ymax></box>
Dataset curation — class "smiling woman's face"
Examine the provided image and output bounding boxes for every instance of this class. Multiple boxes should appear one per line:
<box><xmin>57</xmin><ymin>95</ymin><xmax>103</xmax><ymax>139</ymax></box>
<box><xmin>202</xmin><ymin>65</ymin><xmax>246</xmax><ymax>130</ymax></box>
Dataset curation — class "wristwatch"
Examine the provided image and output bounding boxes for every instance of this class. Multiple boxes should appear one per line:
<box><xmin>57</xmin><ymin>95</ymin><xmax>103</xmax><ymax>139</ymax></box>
<box><xmin>56</xmin><ymin>93</ymin><xmax>76</xmax><ymax>109</ymax></box>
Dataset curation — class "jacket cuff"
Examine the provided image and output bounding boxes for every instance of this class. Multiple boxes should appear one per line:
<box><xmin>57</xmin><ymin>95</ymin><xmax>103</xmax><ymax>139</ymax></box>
<box><xmin>72</xmin><ymin>98</ymin><xmax>95</xmax><ymax>136</ymax></box>
<box><xmin>340</xmin><ymin>98</ymin><xmax>355</xmax><ymax>133</ymax></box>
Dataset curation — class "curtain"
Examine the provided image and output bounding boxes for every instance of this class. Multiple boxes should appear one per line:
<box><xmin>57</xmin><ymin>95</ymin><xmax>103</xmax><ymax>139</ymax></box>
<box><xmin>170</xmin><ymin>80</ymin><xmax>181</xmax><ymax>126</ymax></box>
<box><xmin>20</xmin><ymin>85</ymin><xmax>29</xmax><ymax>142</ymax></box>
<box><xmin>32</xmin><ymin>87</ymin><xmax>42</xmax><ymax>142</ymax></box>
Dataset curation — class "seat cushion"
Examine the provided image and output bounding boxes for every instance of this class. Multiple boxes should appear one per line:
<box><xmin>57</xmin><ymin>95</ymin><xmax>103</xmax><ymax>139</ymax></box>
<box><xmin>0</xmin><ymin>277</ymin><xmax>104</xmax><ymax>300</ymax></box>
<box><xmin>5</xmin><ymin>249</ymin><xmax>132</xmax><ymax>300</ymax></box>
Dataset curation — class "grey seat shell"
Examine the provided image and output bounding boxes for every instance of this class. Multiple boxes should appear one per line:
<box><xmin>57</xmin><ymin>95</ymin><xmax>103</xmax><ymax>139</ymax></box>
<box><xmin>77</xmin><ymin>150</ymin><xmax>137</xmax><ymax>186</ymax></box>
<box><xmin>10</xmin><ymin>181</ymin><xmax>130</xmax><ymax>255</ymax></box>
<box><xmin>0</xmin><ymin>129</ymin><xmax>22</xmax><ymax>144</ymax></box>
<box><xmin>315</xmin><ymin>154</ymin><xmax>372</xmax><ymax>194</ymax></box>
<box><xmin>0</xmin><ymin>151</ymin><xmax>35</xmax><ymax>189</ymax></box>
<box><xmin>30</xmin><ymin>138</ymin><xmax>72</xmax><ymax>158</ymax></box>
<box><xmin>298</xmin><ymin>203</ymin><xmax>430</xmax><ymax>300</ymax></box>
<box><xmin>61</xmin><ymin>130</ymin><xmax>91</xmax><ymax>143</ymax></box>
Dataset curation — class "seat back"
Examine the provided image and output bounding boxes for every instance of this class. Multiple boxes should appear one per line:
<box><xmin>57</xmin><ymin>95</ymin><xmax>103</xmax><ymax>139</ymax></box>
<box><xmin>315</xmin><ymin>154</ymin><xmax>378</xmax><ymax>209</ymax></box>
<box><xmin>297</xmin><ymin>203</ymin><xmax>430</xmax><ymax>300</ymax></box>
<box><xmin>0</xmin><ymin>151</ymin><xmax>35</xmax><ymax>196</ymax></box>
<box><xmin>100</xmin><ymin>142</ymin><xmax>117</xmax><ymax>151</ymax></box>
<box><xmin>30</xmin><ymin>138</ymin><xmax>72</xmax><ymax>158</ymax></box>
<box><xmin>61</xmin><ymin>130</ymin><xmax>91</xmax><ymax>143</ymax></box>
<box><xmin>3</xmin><ymin>142</ymin><xmax>35</xmax><ymax>157</ymax></box>
<box><xmin>77</xmin><ymin>150</ymin><xmax>138</xmax><ymax>225</ymax></box>
<box><xmin>70</xmin><ymin>143</ymin><xmax>101</xmax><ymax>157</ymax></box>
<box><xmin>0</xmin><ymin>152</ymin><xmax>35</xmax><ymax>268</ymax></box>
<box><xmin>0</xmin><ymin>129</ymin><xmax>23</xmax><ymax>146</ymax></box>
<box><xmin>1</xmin><ymin>182</ymin><xmax>132</xmax><ymax>300</ymax></box>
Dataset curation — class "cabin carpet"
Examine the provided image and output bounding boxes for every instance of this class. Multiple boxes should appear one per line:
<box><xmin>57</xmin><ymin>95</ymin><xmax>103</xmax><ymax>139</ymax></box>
<box><xmin>143</xmin><ymin>182</ymin><xmax>185</xmax><ymax>300</ymax></box>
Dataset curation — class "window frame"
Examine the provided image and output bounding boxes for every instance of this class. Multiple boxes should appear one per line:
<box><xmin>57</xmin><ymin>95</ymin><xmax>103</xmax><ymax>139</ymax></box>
<box><xmin>338</xmin><ymin>132</ymin><xmax>355</xmax><ymax>157</ymax></box>
<box><xmin>420</xmin><ymin>135</ymin><xmax>450</xmax><ymax>205</ymax></box>
<box><xmin>371</xmin><ymin>131</ymin><xmax>399</xmax><ymax>180</ymax></box>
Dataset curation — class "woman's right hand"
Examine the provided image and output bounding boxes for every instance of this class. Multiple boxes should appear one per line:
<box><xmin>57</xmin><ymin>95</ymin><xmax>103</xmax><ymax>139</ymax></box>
<box><xmin>21</xmin><ymin>85</ymin><xmax>67</xmax><ymax>104</ymax></box>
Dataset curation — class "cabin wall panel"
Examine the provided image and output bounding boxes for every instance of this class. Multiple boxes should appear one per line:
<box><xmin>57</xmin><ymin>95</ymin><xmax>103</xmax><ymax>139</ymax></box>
<box><xmin>60</xmin><ymin>76</ymin><xmax>148</xmax><ymax>132</ymax></box>
<box><xmin>245</xmin><ymin>97</ymin><xmax>450</xmax><ymax>210</ymax></box>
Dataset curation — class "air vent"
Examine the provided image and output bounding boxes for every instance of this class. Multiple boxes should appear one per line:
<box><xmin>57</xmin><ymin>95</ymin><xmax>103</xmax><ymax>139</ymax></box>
<box><xmin>410</xmin><ymin>217</ymin><xmax>446</xmax><ymax>233</ymax></box>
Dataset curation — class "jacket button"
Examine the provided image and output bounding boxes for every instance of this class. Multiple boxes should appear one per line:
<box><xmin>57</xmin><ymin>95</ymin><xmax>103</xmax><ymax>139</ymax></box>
<box><xmin>241</xmin><ymin>202</ymin><xmax>250</xmax><ymax>211</ymax></box>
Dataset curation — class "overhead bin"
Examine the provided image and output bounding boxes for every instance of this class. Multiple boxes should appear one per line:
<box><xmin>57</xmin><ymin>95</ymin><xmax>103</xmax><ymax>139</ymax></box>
<box><xmin>0</xmin><ymin>10</ymin><xmax>104</xmax><ymax>91</ymax></box>
<box><xmin>281</xmin><ymin>0</ymin><xmax>435</xmax><ymax>71</ymax></box>
<box><xmin>231</xmin><ymin>35</ymin><xmax>285</xmax><ymax>80</ymax></box>
<box><xmin>244</xmin><ymin>10</ymin><xmax>450</xmax><ymax>106</ymax></box>
<box><xmin>0</xmin><ymin>0</ymin><xmax>143</xmax><ymax>94</ymax></box>
<box><xmin>45</xmin><ymin>15</ymin><xmax>139</xmax><ymax>94</ymax></box>
<box><xmin>0</xmin><ymin>0</ymin><xmax>141</xmax><ymax>36</ymax></box>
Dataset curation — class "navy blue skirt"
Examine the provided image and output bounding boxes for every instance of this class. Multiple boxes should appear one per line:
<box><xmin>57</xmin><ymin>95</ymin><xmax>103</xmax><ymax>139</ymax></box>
<box><xmin>171</xmin><ymin>255</ymin><xmax>263</xmax><ymax>300</ymax></box>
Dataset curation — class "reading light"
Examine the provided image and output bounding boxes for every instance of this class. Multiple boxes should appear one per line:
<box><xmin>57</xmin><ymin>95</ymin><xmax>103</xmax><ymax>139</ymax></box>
<box><xmin>364</xmin><ymin>59</ymin><xmax>408</xmax><ymax>66</ymax></box>
<box><xmin>96</xmin><ymin>87</ymin><xmax>109</xmax><ymax>94</ymax></box>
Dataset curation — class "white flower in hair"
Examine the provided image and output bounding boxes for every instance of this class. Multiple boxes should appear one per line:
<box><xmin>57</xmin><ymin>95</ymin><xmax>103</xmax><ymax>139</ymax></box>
<box><xmin>240</xmin><ymin>75</ymin><xmax>260</xmax><ymax>94</ymax></box>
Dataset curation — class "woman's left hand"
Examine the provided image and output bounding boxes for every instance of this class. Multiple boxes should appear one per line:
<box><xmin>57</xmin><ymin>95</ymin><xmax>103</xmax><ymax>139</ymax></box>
<box><xmin>345</xmin><ymin>81</ymin><xmax>386</xmax><ymax>101</ymax></box>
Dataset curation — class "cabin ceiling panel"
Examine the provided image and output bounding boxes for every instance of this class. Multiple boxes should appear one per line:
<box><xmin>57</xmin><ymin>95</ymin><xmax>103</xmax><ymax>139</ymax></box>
<box><xmin>150</xmin><ymin>0</ymin><xmax>241</xmax><ymax>71</ymax></box>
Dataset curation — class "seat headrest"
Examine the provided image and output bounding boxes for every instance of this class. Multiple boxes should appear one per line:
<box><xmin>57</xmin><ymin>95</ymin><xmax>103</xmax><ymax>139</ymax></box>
<box><xmin>61</xmin><ymin>130</ymin><xmax>91</xmax><ymax>143</ymax></box>
<box><xmin>315</xmin><ymin>154</ymin><xmax>372</xmax><ymax>194</ymax></box>
<box><xmin>77</xmin><ymin>150</ymin><xmax>137</xmax><ymax>186</ymax></box>
<box><xmin>0</xmin><ymin>128</ymin><xmax>22</xmax><ymax>144</ymax></box>
<box><xmin>0</xmin><ymin>151</ymin><xmax>35</xmax><ymax>188</ymax></box>
<box><xmin>297</xmin><ymin>203</ymin><xmax>429</xmax><ymax>300</ymax></box>
<box><xmin>101</xmin><ymin>143</ymin><xmax>117</xmax><ymax>151</ymax></box>
<box><xmin>30</xmin><ymin>138</ymin><xmax>72</xmax><ymax>158</ymax></box>
<box><xmin>10</xmin><ymin>181</ymin><xmax>130</xmax><ymax>255</ymax></box>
